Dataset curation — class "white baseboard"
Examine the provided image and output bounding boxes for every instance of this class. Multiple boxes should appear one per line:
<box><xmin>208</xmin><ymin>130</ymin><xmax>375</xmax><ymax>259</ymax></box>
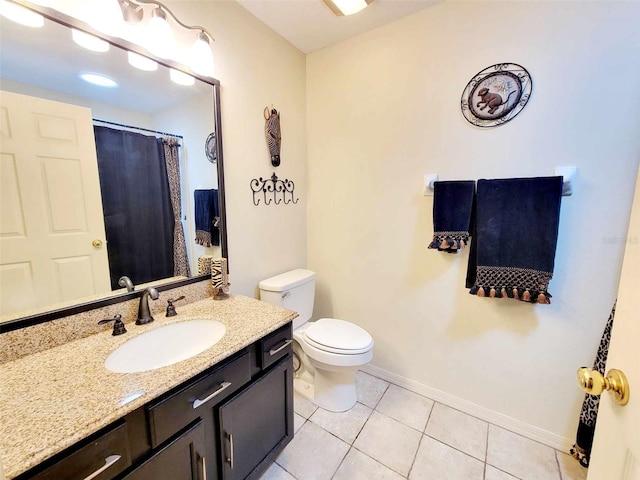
<box><xmin>362</xmin><ymin>364</ymin><xmax>574</xmax><ymax>453</ymax></box>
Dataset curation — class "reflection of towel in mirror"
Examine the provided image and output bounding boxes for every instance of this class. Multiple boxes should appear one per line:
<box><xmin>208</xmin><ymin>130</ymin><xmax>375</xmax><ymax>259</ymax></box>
<box><xmin>466</xmin><ymin>176</ymin><xmax>563</xmax><ymax>303</ymax></box>
<box><xmin>194</xmin><ymin>189</ymin><xmax>219</xmax><ymax>247</ymax></box>
<box><xmin>428</xmin><ymin>181</ymin><xmax>476</xmax><ymax>253</ymax></box>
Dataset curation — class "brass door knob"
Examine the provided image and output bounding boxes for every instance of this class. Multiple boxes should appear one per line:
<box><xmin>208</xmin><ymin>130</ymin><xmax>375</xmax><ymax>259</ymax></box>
<box><xmin>92</xmin><ymin>239</ymin><xmax>103</xmax><ymax>248</ymax></box>
<box><xmin>577</xmin><ymin>367</ymin><xmax>630</xmax><ymax>406</ymax></box>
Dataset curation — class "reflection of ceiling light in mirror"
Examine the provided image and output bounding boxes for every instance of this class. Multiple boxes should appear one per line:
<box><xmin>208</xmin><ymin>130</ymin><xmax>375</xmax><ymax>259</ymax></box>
<box><xmin>190</xmin><ymin>31</ymin><xmax>215</xmax><ymax>77</ymax></box>
<box><xmin>128</xmin><ymin>51</ymin><xmax>158</xmax><ymax>71</ymax></box>
<box><xmin>147</xmin><ymin>8</ymin><xmax>175</xmax><ymax>59</ymax></box>
<box><xmin>322</xmin><ymin>0</ymin><xmax>372</xmax><ymax>16</ymax></box>
<box><xmin>80</xmin><ymin>73</ymin><xmax>118</xmax><ymax>88</ymax></box>
<box><xmin>80</xmin><ymin>0</ymin><xmax>124</xmax><ymax>37</ymax></box>
<box><xmin>0</xmin><ymin>0</ymin><xmax>44</xmax><ymax>27</ymax></box>
<box><xmin>72</xmin><ymin>29</ymin><xmax>110</xmax><ymax>53</ymax></box>
<box><xmin>169</xmin><ymin>69</ymin><xmax>195</xmax><ymax>86</ymax></box>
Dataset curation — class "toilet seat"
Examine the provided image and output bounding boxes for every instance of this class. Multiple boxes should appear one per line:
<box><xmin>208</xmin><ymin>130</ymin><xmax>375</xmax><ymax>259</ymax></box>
<box><xmin>302</xmin><ymin>318</ymin><xmax>373</xmax><ymax>355</ymax></box>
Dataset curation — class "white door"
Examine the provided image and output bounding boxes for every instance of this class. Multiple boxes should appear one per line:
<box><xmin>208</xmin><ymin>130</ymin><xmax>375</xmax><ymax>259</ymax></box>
<box><xmin>0</xmin><ymin>90</ymin><xmax>110</xmax><ymax>315</ymax></box>
<box><xmin>588</xmin><ymin>169</ymin><xmax>640</xmax><ymax>479</ymax></box>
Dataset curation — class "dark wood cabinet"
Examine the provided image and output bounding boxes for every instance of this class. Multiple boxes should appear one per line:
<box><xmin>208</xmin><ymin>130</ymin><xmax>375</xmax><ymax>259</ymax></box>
<box><xmin>219</xmin><ymin>356</ymin><xmax>294</xmax><ymax>480</ymax></box>
<box><xmin>28</xmin><ymin>422</ymin><xmax>132</xmax><ymax>480</ymax></box>
<box><xmin>122</xmin><ymin>420</ymin><xmax>206</xmax><ymax>480</ymax></box>
<box><xmin>17</xmin><ymin>323</ymin><xmax>294</xmax><ymax>480</ymax></box>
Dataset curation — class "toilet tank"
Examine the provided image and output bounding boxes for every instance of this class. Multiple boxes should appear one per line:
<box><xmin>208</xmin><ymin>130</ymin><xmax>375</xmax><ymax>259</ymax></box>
<box><xmin>259</xmin><ymin>269</ymin><xmax>315</xmax><ymax>329</ymax></box>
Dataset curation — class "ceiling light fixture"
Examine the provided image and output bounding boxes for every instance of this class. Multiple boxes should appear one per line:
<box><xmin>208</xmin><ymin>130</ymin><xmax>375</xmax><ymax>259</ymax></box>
<box><xmin>80</xmin><ymin>73</ymin><xmax>118</xmax><ymax>88</ymax></box>
<box><xmin>322</xmin><ymin>0</ymin><xmax>374</xmax><ymax>16</ymax></box>
<box><xmin>0</xmin><ymin>0</ymin><xmax>44</xmax><ymax>27</ymax></box>
<box><xmin>118</xmin><ymin>0</ymin><xmax>216</xmax><ymax>76</ymax></box>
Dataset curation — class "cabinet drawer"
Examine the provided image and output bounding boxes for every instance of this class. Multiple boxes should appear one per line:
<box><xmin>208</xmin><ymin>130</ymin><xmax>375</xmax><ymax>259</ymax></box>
<box><xmin>147</xmin><ymin>351</ymin><xmax>251</xmax><ymax>447</ymax></box>
<box><xmin>258</xmin><ymin>323</ymin><xmax>293</xmax><ymax>370</ymax></box>
<box><xmin>30</xmin><ymin>421</ymin><xmax>131</xmax><ymax>480</ymax></box>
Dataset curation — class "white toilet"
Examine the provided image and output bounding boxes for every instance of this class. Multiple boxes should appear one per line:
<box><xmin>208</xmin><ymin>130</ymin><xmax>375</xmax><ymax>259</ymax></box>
<box><xmin>259</xmin><ymin>269</ymin><xmax>373</xmax><ymax>412</ymax></box>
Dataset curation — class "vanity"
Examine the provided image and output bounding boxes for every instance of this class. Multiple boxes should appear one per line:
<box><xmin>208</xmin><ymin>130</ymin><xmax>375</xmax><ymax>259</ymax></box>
<box><xmin>0</xmin><ymin>295</ymin><xmax>297</xmax><ymax>480</ymax></box>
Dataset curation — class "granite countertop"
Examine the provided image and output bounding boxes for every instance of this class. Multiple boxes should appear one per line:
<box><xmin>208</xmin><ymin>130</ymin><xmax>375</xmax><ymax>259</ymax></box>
<box><xmin>0</xmin><ymin>294</ymin><xmax>297</xmax><ymax>479</ymax></box>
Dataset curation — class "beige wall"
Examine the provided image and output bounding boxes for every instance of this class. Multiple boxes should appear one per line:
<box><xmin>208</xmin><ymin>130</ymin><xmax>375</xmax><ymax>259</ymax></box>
<box><xmin>165</xmin><ymin>1</ymin><xmax>308</xmax><ymax>295</ymax></box>
<box><xmin>307</xmin><ymin>0</ymin><xmax>640</xmax><ymax>445</ymax></box>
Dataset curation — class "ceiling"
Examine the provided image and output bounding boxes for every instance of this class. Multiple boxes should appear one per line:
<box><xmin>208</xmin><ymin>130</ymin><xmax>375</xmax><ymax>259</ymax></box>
<box><xmin>235</xmin><ymin>0</ymin><xmax>441</xmax><ymax>54</ymax></box>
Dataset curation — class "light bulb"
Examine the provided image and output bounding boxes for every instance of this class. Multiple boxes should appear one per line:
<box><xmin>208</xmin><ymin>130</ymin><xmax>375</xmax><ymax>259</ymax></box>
<box><xmin>170</xmin><ymin>69</ymin><xmax>195</xmax><ymax>86</ymax></box>
<box><xmin>190</xmin><ymin>32</ymin><xmax>215</xmax><ymax>77</ymax></box>
<box><xmin>128</xmin><ymin>51</ymin><xmax>158</xmax><ymax>71</ymax></box>
<box><xmin>146</xmin><ymin>8</ymin><xmax>175</xmax><ymax>59</ymax></box>
<box><xmin>80</xmin><ymin>0</ymin><xmax>123</xmax><ymax>37</ymax></box>
<box><xmin>0</xmin><ymin>0</ymin><xmax>44</xmax><ymax>27</ymax></box>
<box><xmin>72</xmin><ymin>29</ymin><xmax>110</xmax><ymax>52</ymax></box>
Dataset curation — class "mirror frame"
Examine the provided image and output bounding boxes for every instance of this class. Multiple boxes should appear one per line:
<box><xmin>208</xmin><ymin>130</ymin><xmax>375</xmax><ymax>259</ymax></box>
<box><xmin>0</xmin><ymin>1</ymin><xmax>227</xmax><ymax>333</ymax></box>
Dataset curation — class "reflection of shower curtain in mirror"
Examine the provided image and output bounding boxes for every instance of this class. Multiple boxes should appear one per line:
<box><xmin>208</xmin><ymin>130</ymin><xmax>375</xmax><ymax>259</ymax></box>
<box><xmin>94</xmin><ymin>126</ymin><xmax>174</xmax><ymax>290</ymax></box>
<box><xmin>162</xmin><ymin>138</ymin><xmax>191</xmax><ymax>278</ymax></box>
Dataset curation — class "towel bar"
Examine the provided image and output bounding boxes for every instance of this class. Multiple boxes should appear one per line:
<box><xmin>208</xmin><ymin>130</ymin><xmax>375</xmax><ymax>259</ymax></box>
<box><xmin>423</xmin><ymin>166</ymin><xmax>577</xmax><ymax>197</ymax></box>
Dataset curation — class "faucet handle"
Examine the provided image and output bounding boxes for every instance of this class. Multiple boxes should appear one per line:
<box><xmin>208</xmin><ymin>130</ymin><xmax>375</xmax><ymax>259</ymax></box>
<box><xmin>166</xmin><ymin>296</ymin><xmax>186</xmax><ymax>317</ymax></box>
<box><xmin>98</xmin><ymin>314</ymin><xmax>127</xmax><ymax>336</ymax></box>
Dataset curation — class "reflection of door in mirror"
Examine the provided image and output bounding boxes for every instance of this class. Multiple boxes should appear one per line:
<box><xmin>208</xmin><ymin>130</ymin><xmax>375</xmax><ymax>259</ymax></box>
<box><xmin>0</xmin><ymin>90</ymin><xmax>110</xmax><ymax>315</ymax></box>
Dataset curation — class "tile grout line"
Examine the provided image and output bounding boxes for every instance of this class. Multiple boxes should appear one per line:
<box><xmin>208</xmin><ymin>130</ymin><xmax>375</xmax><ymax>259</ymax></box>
<box><xmin>555</xmin><ymin>449</ymin><xmax>564</xmax><ymax>480</ymax></box>
<box><xmin>484</xmin><ymin>417</ymin><xmax>490</xmax><ymax>479</ymax></box>
<box><xmin>351</xmin><ymin>444</ymin><xmax>411</xmax><ymax>478</ymax></box>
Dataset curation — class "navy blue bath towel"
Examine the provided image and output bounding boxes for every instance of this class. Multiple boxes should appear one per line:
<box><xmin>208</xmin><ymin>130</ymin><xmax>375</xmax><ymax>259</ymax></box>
<box><xmin>428</xmin><ymin>180</ymin><xmax>476</xmax><ymax>254</ymax></box>
<box><xmin>466</xmin><ymin>176</ymin><xmax>563</xmax><ymax>303</ymax></box>
<box><xmin>194</xmin><ymin>189</ymin><xmax>219</xmax><ymax>247</ymax></box>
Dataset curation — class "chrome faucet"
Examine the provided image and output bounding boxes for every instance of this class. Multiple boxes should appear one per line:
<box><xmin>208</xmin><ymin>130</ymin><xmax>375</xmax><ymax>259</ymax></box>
<box><xmin>136</xmin><ymin>287</ymin><xmax>159</xmax><ymax>325</ymax></box>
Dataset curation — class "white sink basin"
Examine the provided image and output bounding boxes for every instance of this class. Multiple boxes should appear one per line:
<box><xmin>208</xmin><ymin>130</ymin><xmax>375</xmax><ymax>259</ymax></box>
<box><xmin>105</xmin><ymin>320</ymin><xmax>226</xmax><ymax>373</ymax></box>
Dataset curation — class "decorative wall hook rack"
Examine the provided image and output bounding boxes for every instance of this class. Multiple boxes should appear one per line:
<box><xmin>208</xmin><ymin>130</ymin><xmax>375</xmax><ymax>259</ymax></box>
<box><xmin>250</xmin><ymin>172</ymin><xmax>299</xmax><ymax>206</ymax></box>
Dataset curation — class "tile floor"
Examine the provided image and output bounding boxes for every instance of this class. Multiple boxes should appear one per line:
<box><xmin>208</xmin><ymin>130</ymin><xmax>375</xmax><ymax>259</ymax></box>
<box><xmin>259</xmin><ymin>372</ymin><xmax>588</xmax><ymax>480</ymax></box>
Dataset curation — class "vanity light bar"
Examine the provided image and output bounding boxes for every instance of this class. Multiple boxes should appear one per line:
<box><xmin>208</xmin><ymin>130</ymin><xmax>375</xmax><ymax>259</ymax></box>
<box><xmin>119</xmin><ymin>0</ymin><xmax>216</xmax><ymax>77</ymax></box>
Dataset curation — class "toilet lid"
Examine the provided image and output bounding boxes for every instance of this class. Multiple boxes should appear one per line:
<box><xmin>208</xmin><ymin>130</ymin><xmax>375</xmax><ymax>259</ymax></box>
<box><xmin>302</xmin><ymin>318</ymin><xmax>373</xmax><ymax>354</ymax></box>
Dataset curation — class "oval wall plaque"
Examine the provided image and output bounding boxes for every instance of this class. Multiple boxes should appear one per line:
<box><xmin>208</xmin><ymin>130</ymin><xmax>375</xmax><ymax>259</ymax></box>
<box><xmin>461</xmin><ymin>63</ymin><xmax>532</xmax><ymax>128</ymax></box>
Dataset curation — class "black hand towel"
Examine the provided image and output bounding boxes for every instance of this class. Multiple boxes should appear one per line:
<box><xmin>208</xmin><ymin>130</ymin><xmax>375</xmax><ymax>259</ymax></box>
<box><xmin>428</xmin><ymin>180</ymin><xmax>476</xmax><ymax>254</ymax></box>
<box><xmin>466</xmin><ymin>176</ymin><xmax>563</xmax><ymax>303</ymax></box>
<box><xmin>194</xmin><ymin>189</ymin><xmax>220</xmax><ymax>247</ymax></box>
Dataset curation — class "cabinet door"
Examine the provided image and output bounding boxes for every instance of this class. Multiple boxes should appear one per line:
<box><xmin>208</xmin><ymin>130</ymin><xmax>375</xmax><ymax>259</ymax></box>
<box><xmin>219</xmin><ymin>356</ymin><xmax>294</xmax><ymax>480</ymax></box>
<box><xmin>123</xmin><ymin>420</ymin><xmax>207</xmax><ymax>480</ymax></box>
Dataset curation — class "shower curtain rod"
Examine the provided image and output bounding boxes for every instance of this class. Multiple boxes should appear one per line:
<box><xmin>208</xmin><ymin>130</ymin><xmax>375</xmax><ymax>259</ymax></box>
<box><xmin>93</xmin><ymin>118</ymin><xmax>184</xmax><ymax>140</ymax></box>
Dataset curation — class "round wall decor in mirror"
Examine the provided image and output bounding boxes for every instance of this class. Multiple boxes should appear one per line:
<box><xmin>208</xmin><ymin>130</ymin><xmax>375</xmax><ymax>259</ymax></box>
<box><xmin>461</xmin><ymin>63</ymin><xmax>532</xmax><ymax>128</ymax></box>
<box><xmin>205</xmin><ymin>131</ymin><xmax>217</xmax><ymax>163</ymax></box>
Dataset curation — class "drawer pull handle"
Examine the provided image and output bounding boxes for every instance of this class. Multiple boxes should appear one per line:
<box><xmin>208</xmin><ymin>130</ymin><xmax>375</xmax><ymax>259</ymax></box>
<box><xmin>269</xmin><ymin>339</ymin><xmax>293</xmax><ymax>356</ymax></box>
<box><xmin>226</xmin><ymin>432</ymin><xmax>234</xmax><ymax>469</ymax></box>
<box><xmin>83</xmin><ymin>454</ymin><xmax>121</xmax><ymax>480</ymax></box>
<box><xmin>201</xmin><ymin>455</ymin><xmax>207</xmax><ymax>480</ymax></box>
<box><xmin>192</xmin><ymin>381</ymin><xmax>232</xmax><ymax>409</ymax></box>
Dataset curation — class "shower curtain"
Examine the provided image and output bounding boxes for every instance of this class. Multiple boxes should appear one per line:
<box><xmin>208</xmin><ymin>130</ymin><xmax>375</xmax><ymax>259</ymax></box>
<box><xmin>161</xmin><ymin>138</ymin><xmax>190</xmax><ymax>278</ymax></box>
<box><xmin>94</xmin><ymin>126</ymin><xmax>175</xmax><ymax>290</ymax></box>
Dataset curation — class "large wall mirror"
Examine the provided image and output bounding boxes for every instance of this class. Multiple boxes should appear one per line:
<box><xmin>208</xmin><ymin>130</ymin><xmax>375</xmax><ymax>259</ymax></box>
<box><xmin>0</xmin><ymin>3</ymin><xmax>227</xmax><ymax>331</ymax></box>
